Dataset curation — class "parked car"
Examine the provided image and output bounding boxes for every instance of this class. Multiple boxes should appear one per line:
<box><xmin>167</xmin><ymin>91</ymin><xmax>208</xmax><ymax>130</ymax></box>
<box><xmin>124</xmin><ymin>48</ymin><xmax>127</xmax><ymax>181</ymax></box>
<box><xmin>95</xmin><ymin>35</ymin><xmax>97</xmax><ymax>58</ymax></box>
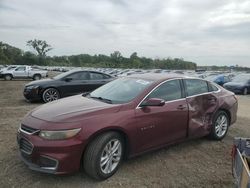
<box><xmin>205</xmin><ymin>74</ymin><xmax>231</xmax><ymax>86</ymax></box>
<box><xmin>223</xmin><ymin>74</ymin><xmax>250</xmax><ymax>95</ymax></box>
<box><xmin>17</xmin><ymin>74</ymin><xmax>238</xmax><ymax>180</ymax></box>
<box><xmin>0</xmin><ymin>65</ymin><xmax>17</xmax><ymax>78</ymax></box>
<box><xmin>0</xmin><ymin>65</ymin><xmax>48</xmax><ymax>80</ymax></box>
<box><xmin>23</xmin><ymin>69</ymin><xmax>114</xmax><ymax>103</ymax></box>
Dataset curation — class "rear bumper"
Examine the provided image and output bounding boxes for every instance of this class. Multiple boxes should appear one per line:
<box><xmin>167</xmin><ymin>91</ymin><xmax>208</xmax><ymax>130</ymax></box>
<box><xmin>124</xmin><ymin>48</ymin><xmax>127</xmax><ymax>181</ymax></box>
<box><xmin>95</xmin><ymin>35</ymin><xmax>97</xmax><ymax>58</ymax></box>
<box><xmin>229</xmin><ymin>101</ymin><xmax>238</xmax><ymax>125</ymax></box>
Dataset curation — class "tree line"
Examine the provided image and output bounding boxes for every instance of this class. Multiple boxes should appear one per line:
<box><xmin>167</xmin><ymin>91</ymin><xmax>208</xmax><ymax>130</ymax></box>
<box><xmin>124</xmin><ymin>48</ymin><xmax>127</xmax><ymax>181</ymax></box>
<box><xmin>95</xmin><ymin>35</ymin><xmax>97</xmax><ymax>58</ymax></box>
<box><xmin>0</xmin><ymin>40</ymin><xmax>195</xmax><ymax>70</ymax></box>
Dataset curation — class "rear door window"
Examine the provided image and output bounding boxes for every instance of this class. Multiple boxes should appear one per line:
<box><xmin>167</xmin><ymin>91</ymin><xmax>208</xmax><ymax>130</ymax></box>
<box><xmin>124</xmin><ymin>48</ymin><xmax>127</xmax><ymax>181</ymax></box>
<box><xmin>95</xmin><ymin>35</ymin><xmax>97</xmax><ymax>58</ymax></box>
<box><xmin>184</xmin><ymin>79</ymin><xmax>208</xmax><ymax>96</ymax></box>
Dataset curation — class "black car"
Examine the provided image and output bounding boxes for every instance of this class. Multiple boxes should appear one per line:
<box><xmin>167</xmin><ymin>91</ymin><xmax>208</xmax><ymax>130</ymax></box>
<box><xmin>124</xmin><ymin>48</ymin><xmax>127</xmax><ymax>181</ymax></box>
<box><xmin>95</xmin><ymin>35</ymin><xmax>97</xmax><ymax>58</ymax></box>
<box><xmin>23</xmin><ymin>70</ymin><xmax>114</xmax><ymax>102</ymax></box>
<box><xmin>223</xmin><ymin>74</ymin><xmax>250</xmax><ymax>95</ymax></box>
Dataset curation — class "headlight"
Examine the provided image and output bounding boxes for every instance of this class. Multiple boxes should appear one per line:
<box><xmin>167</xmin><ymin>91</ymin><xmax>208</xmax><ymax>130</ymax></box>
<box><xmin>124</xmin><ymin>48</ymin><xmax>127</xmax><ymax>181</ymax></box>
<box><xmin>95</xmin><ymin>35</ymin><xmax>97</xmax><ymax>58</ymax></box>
<box><xmin>26</xmin><ymin>85</ymin><xmax>39</xmax><ymax>90</ymax></box>
<box><xmin>39</xmin><ymin>128</ymin><xmax>81</xmax><ymax>140</ymax></box>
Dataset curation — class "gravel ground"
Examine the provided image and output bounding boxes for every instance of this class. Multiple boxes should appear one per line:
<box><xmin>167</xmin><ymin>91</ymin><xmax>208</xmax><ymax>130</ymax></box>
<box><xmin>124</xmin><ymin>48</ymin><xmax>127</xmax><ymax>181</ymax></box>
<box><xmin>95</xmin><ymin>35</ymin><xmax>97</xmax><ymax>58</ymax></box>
<box><xmin>0</xmin><ymin>77</ymin><xmax>249</xmax><ymax>188</ymax></box>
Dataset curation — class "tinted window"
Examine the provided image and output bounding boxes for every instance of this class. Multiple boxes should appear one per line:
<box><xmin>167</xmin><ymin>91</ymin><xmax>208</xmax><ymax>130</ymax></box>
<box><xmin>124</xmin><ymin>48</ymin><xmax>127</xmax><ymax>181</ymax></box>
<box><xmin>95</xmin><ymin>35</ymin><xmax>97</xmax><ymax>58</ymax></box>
<box><xmin>90</xmin><ymin>72</ymin><xmax>106</xmax><ymax>80</ymax></box>
<box><xmin>185</xmin><ymin>79</ymin><xmax>208</xmax><ymax>96</ymax></box>
<box><xmin>147</xmin><ymin>80</ymin><xmax>182</xmax><ymax>101</ymax></box>
<box><xmin>65</xmin><ymin>71</ymin><xmax>89</xmax><ymax>80</ymax></box>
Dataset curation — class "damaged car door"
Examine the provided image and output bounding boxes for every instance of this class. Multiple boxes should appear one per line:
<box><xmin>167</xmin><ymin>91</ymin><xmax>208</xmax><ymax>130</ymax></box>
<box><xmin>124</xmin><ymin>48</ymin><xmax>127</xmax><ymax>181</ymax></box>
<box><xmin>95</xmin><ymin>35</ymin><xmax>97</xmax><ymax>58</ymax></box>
<box><xmin>184</xmin><ymin>79</ymin><xmax>219</xmax><ymax>138</ymax></box>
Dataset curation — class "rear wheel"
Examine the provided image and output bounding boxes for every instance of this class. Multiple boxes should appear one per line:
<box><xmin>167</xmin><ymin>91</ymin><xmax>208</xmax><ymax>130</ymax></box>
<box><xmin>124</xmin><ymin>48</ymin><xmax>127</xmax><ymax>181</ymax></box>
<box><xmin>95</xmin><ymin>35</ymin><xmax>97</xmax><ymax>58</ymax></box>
<box><xmin>42</xmin><ymin>88</ymin><xmax>60</xmax><ymax>103</ymax></box>
<box><xmin>4</xmin><ymin>74</ymin><xmax>12</xmax><ymax>81</ymax></box>
<box><xmin>243</xmin><ymin>88</ymin><xmax>248</xmax><ymax>95</ymax></box>
<box><xmin>210</xmin><ymin>111</ymin><xmax>229</xmax><ymax>140</ymax></box>
<box><xmin>83</xmin><ymin>132</ymin><xmax>124</xmax><ymax>180</ymax></box>
<box><xmin>33</xmin><ymin>74</ymin><xmax>41</xmax><ymax>80</ymax></box>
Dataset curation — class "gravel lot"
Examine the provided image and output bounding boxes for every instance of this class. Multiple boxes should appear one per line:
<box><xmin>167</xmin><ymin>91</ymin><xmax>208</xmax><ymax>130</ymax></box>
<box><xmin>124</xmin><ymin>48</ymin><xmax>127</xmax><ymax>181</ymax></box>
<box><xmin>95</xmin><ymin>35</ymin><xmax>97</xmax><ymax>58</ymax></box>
<box><xmin>0</xmin><ymin>77</ymin><xmax>250</xmax><ymax>188</ymax></box>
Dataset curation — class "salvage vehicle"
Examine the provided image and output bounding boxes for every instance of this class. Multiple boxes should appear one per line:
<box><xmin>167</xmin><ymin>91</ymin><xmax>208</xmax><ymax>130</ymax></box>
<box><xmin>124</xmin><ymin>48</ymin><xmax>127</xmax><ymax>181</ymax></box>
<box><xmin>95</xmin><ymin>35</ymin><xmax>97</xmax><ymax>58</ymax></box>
<box><xmin>1</xmin><ymin>65</ymin><xmax>48</xmax><ymax>80</ymax></box>
<box><xmin>17</xmin><ymin>73</ymin><xmax>238</xmax><ymax>180</ymax></box>
<box><xmin>224</xmin><ymin>74</ymin><xmax>250</xmax><ymax>95</ymax></box>
<box><xmin>23</xmin><ymin>69</ymin><xmax>114</xmax><ymax>103</ymax></box>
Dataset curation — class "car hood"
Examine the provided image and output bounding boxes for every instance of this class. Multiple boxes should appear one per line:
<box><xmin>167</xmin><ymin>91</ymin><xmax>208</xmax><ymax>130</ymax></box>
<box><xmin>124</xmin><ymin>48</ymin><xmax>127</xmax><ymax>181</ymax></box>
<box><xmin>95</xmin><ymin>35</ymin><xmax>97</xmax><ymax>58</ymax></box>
<box><xmin>30</xmin><ymin>95</ymin><xmax>121</xmax><ymax>123</ymax></box>
<box><xmin>224</xmin><ymin>82</ymin><xmax>245</xmax><ymax>87</ymax></box>
<box><xmin>25</xmin><ymin>78</ymin><xmax>53</xmax><ymax>86</ymax></box>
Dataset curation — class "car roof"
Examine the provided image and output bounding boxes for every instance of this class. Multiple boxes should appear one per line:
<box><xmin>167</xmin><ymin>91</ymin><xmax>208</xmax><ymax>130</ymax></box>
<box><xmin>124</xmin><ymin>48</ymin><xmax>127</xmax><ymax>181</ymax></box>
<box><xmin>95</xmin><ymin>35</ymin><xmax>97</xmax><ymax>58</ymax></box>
<box><xmin>67</xmin><ymin>69</ymin><xmax>113</xmax><ymax>76</ymax></box>
<box><xmin>127</xmin><ymin>73</ymin><xmax>191</xmax><ymax>82</ymax></box>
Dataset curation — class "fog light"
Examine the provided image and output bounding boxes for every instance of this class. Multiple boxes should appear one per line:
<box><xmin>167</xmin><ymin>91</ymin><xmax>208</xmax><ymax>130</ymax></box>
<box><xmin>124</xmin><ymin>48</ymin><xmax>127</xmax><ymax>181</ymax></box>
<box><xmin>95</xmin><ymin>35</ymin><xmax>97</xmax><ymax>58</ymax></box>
<box><xmin>38</xmin><ymin>155</ymin><xmax>58</xmax><ymax>169</ymax></box>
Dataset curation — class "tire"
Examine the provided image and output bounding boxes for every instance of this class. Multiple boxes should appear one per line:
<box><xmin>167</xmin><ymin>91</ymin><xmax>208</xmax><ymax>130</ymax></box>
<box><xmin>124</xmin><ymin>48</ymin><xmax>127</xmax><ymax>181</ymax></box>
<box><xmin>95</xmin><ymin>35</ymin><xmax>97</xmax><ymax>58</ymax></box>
<box><xmin>42</xmin><ymin>88</ymin><xmax>60</xmax><ymax>103</ymax></box>
<box><xmin>4</xmin><ymin>74</ymin><xmax>12</xmax><ymax>81</ymax></box>
<box><xmin>33</xmin><ymin>74</ymin><xmax>41</xmax><ymax>80</ymax></box>
<box><xmin>83</xmin><ymin>132</ymin><xmax>124</xmax><ymax>180</ymax></box>
<box><xmin>243</xmin><ymin>88</ymin><xmax>248</xmax><ymax>95</ymax></box>
<box><xmin>210</xmin><ymin>111</ymin><xmax>229</xmax><ymax>140</ymax></box>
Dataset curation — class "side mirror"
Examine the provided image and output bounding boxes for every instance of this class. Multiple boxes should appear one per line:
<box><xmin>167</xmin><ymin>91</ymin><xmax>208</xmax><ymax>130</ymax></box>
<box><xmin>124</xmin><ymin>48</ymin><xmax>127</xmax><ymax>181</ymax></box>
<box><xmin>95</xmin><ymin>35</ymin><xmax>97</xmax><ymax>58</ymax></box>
<box><xmin>64</xmin><ymin>77</ymin><xmax>73</xmax><ymax>82</ymax></box>
<box><xmin>140</xmin><ymin>98</ymin><xmax>165</xmax><ymax>107</ymax></box>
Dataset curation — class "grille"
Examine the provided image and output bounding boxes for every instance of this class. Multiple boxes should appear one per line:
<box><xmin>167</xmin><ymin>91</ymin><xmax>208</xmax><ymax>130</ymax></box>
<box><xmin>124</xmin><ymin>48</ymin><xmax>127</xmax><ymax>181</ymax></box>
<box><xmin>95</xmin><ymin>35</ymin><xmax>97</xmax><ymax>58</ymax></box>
<box><xmin>21</xmin><ymin>124</ymin><xmax>39</xmax><ymax>134</ymax></box>
<box><xmin>19</xmin><ymin>138</ymin><xmax>33</xmax><ymax>154</ymax></box>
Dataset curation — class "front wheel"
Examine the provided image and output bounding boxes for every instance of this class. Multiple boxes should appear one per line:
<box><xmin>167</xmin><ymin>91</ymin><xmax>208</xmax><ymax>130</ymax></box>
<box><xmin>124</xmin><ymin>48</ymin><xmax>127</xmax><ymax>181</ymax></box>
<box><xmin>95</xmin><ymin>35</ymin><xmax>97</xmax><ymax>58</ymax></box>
<box><xmin>42</xmin><ymin>88</ymin><xmax>60</xmax><ymax>103</ymax></box>
<box><xmin>83</xmin><ymin>132</ymin><xmax>124</xmax><ymax>180</ymax></box>
<box><xmin>210</xmin><ymin>111</ymin><xmax>229</xmax><ymax>140</ymax></box>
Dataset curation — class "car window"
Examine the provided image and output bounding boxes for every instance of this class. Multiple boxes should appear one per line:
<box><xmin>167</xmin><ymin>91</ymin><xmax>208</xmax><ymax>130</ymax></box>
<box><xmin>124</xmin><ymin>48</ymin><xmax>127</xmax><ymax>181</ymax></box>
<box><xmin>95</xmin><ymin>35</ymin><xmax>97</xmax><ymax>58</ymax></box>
<box><xmin>208</xmin><ymin>82</ymin><xmax>219</xmax><ymax>92</ymax></box>
<box><xmin>65</xmin><ymin>71</ymin><xmax>89</xmax><ymax>80</ymax></box>
<box><xmin>185</xmin><ymin>79</ymin><xmax>208</xmax><ymax>96</ymax></box>
<box><xmin>146</xmin><ymin>80</ymin><xmax>182</xmax><ymax>101</ymax></box>
<box><xmin>15</xmin><ymin>66</ymin><xmax>26</xmax><ymax>71</ymax></box>
<box><xmin>90</xmin><ymin>72</ymin><xmax>107</xmax><ymax>80</ymax></box>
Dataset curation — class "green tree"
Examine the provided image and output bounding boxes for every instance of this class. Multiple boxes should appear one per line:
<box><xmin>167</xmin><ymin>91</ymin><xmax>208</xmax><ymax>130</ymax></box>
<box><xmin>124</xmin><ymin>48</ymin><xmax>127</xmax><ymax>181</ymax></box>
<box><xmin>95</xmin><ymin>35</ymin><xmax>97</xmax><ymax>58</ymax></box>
<box><xmin>26</xmin><ymin>39</ymin><xmax>52</xmax><ymax>57</ymax></box>
<box><xmin>26</xmin><ymin>39</ymin><xmax>52</xmax><ymax>65</ymax></box>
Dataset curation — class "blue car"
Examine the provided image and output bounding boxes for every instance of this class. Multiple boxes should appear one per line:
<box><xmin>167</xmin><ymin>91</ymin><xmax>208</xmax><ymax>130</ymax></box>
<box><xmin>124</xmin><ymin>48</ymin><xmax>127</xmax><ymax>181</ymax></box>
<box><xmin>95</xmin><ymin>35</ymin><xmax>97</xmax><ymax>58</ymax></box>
<box><xmin>223</xmin><ymin>74</ymin><xmax>250</xmax><ymax>95</ymax></box>
<box><xmin>205</xmin><ymin>74</ymin><xmax>231</xmax><ymax>86</ymax></box>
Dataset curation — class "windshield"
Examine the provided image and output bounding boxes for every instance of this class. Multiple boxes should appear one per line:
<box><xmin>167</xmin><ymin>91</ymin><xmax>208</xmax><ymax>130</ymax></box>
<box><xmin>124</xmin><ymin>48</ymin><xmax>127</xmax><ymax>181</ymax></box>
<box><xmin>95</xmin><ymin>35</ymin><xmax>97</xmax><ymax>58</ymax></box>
<box><xmin>232</xmin><ymin>75</ymin><xmax>250</xmax><ymax>83</ymax></box>
<box><xmin>89</xmin><ymin>77</ymin><xmax>153</xmax><ymax>104</ymax></box>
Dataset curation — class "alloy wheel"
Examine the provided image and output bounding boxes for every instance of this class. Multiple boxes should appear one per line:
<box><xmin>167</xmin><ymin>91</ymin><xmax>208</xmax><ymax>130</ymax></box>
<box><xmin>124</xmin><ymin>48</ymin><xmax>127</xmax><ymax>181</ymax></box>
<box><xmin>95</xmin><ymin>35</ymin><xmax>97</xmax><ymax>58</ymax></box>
<box><xmin>100</xmin><ymin>139</ymin><xmax>122</xmax><ymax>174</ymax></box>
<box><xmin>42</xmin><ymin>88</ymin><xmax>60</xmax><ymax>102</ymax></box>
<box><xmin>214</xmin><ymin>114</ymin><xmax>228</xmax><ymax>138</ymax></box>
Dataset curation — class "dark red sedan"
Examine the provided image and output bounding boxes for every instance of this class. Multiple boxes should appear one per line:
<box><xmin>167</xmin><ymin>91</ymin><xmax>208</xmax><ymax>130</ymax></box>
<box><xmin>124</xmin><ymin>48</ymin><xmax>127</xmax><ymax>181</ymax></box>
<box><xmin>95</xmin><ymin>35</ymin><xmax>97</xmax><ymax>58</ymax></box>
<box><xmin>17</xmin><ymin>73</ymin><xmax>238</xmax><ymax>180</ymax></box>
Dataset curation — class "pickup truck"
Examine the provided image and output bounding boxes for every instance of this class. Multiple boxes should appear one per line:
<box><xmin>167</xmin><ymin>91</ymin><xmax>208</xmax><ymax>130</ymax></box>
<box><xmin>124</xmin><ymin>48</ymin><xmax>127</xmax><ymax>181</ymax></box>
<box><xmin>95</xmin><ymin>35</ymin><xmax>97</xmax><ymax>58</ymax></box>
<box><xmin>0</xmin><ymin>65</ymin><xmax>48</xmax><ymax>80</ymax></box>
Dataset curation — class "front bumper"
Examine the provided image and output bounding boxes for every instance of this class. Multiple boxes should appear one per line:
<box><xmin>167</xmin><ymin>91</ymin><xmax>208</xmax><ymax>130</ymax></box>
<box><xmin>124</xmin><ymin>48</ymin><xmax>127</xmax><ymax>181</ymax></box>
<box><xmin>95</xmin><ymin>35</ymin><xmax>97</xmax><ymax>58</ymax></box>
<box><xmin>23</xmin><ymin>88</ymin><xmax>41</xmax><ymax>101</ymax></box>
<box><xmin>17</xmin><ymin>129</ymin><xmax>85</xmax><ymax>174</ymax></box>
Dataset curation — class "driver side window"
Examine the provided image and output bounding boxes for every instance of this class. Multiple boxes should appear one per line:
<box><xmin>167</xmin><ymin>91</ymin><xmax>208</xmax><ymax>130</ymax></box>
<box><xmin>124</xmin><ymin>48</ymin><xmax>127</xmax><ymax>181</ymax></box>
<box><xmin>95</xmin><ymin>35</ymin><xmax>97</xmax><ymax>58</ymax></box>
<box><xmin>147</xmin><ymin>80</ymin><xmax>182</xmax><ymax>101</ymax></box>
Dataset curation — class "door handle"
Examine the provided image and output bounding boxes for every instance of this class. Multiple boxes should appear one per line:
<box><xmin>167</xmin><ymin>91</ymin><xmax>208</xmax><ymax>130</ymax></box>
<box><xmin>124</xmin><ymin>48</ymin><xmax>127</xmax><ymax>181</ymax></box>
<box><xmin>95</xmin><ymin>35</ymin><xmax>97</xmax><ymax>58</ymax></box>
<box><xmin>177</xmin><ymin>105</ymin><xmax>187</xmax><ymax>110</ymax></box>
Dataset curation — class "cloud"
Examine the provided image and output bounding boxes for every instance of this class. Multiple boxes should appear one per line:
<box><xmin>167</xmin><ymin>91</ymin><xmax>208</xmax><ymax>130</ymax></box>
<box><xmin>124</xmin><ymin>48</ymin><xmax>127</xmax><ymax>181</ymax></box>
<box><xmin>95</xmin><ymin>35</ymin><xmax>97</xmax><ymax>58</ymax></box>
<box><xmin>0</xmin><ymin>0</ymin><xmax>250</xmax><ymax>66</ymax></box>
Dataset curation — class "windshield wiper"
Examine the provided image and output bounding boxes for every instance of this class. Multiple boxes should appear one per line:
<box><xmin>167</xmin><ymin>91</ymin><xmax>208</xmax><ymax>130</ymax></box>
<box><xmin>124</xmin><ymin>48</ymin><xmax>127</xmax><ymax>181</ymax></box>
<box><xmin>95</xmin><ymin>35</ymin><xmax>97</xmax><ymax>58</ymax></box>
<box><xmin>88</xmin><ymin>95</ymin><xmax>113</xmax><ymax>104</ymax></box>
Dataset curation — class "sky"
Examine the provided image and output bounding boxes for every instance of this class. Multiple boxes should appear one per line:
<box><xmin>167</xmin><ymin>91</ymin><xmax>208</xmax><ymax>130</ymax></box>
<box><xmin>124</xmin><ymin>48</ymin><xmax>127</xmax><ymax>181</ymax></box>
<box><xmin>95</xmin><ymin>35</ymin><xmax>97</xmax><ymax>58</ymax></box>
<box><xmin>0</xmin><ymin>0</ymin><xmax>250</xmax><ymax>67</ymax></box>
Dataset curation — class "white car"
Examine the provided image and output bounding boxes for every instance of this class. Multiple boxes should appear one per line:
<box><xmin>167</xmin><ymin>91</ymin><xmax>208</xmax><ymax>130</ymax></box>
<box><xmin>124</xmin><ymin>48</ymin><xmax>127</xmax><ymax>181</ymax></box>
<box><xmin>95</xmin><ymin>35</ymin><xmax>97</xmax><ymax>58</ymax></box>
<box><xmin>0</xmin><ymin>65</ymin><xmax>48</xmax><ymax>80</ymax></box>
